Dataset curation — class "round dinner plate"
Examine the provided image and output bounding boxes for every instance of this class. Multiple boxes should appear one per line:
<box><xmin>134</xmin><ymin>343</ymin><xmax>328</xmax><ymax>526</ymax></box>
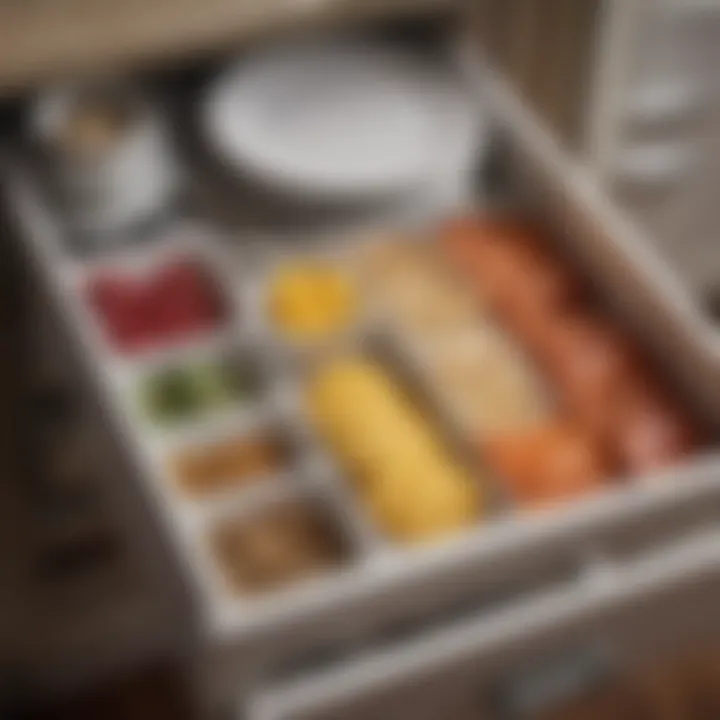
<box><xmin>203</xmin><ymin>40</ymin><xmax>477</xmax><ymax>203</ymax></box>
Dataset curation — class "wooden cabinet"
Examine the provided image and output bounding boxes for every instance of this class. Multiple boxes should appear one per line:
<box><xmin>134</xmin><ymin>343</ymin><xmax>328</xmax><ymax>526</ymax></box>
<box><xmin>0</xmin><ymin>0</ymin><xmax>455</xmax><ymax>94</ymax></box>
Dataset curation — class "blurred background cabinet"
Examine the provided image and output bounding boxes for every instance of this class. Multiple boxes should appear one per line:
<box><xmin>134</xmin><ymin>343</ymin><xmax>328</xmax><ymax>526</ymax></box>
<box><xmin>467</xmin><ymin>0</ymin><xmax>720</xmax><ymax>311</ymax></box>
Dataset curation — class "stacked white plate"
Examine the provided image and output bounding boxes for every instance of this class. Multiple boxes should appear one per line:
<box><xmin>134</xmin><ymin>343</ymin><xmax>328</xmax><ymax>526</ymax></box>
<box><xmin>203</xmin><ymin>38</ymin><xmax>487</xmax><ymax>208</ymax></box>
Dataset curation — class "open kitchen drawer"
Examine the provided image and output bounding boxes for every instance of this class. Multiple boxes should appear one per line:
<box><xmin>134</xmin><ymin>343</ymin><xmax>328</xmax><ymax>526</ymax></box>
<box><xmin>245</xmin><ymin>522</ymin><xmax>720</xmax><ymax>720</ymax></box>
<box><xmin>4</xmin><ymin>18</ymin><xmax>720</xmax><ymax>718</ymax></box>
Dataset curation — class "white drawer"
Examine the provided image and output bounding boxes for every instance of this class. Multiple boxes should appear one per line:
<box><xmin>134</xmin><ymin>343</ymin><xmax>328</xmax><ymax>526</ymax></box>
<box><xmin>7</xmin><ymin>27</ymin><xmax>720</xmax><ymax>717</ymax></box>
<box><xmin>246</xmin><ymin>525</ymin><xmax>720</xmax><ymax>720</ymax></box>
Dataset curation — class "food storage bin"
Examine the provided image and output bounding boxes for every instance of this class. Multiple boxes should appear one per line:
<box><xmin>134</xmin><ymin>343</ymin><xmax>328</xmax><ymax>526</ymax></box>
<box><xmin>3</xmin><ymin>14</ymin><xmax>720</xmax><ymax>720</ymax></box>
